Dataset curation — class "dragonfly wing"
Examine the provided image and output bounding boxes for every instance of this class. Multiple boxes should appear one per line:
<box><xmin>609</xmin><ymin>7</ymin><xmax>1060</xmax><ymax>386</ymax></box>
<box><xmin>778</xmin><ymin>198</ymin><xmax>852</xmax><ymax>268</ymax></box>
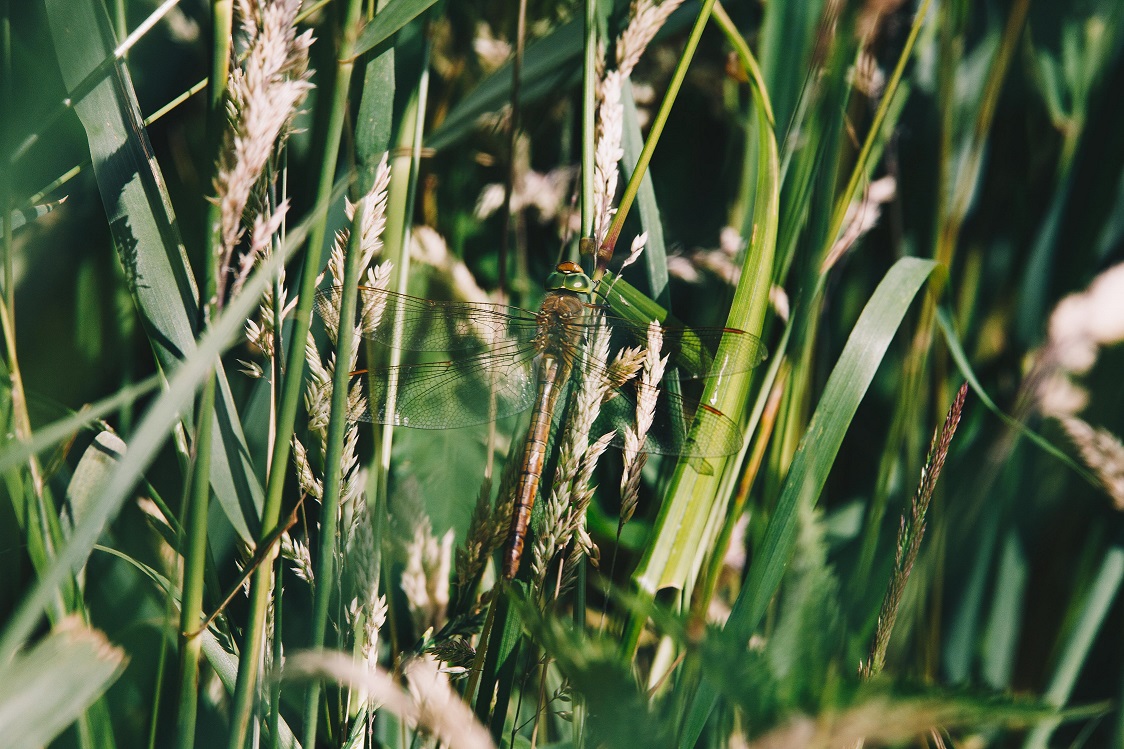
<box><xmin>602</xmin><ymin>316</ymin><xmax>767</xmax><ymax>380</ymax></box>
<box><xmin>357</xmin><ymin>351</ymin><xmax>538</xmax><ymax>429</ymax></box>
<box><xmin>592</xmin><ymin>383</ymin><xmax>743</xmax><ymax>458</ymax></box>
<box><xmin>319</xmin><ymin>286</ymin><xmax>539</xmax><ymax>354</ymax></box>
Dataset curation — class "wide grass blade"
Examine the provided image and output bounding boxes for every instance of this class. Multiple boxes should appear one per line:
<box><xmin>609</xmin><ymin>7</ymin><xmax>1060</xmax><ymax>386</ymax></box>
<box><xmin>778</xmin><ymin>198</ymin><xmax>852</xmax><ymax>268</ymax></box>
<box><xmin>679</xmin><ymin>256</ymin><xmax>941</xmax><ymax>747</ymax></box>
<box><xmin>43</xmin><ymin>0</ymin><xmax>263</xmax><ymax>541</ymax></box>
<box><xmin>0</xmin><ymin>617</ymin><xmax>126</xmax><ymax>749</ymax></box>
<box><xmin>632</xmin><ymin>80</ymin><xmax>778</xmax><ymax>597</ymax></box>
<box><xmin>0</xmin><ymin>175</ymin><xmax>346</xmax><ymax>666</ymax></box>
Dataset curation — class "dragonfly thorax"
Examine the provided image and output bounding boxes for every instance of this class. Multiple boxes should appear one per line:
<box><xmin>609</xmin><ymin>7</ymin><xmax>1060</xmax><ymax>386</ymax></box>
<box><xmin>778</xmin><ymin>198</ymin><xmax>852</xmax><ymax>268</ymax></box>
<box><xmin>533</xmin><ymin>291</ymin><xmax>587</xmax><ymax>365</ymax></box>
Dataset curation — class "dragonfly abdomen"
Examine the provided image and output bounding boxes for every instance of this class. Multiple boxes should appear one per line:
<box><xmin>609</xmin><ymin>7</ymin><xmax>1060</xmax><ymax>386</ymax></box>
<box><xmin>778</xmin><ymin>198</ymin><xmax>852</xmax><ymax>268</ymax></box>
<box><xmin>504</xmin><ymin>353</ymin><xmax>569</xmax><ymax>579</ymax></box>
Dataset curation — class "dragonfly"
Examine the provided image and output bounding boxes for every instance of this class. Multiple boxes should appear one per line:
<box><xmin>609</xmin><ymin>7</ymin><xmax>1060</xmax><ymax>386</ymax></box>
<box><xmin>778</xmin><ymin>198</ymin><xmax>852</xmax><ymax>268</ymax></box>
<box><xmin>317</xmin><ymin>261</ymin><xmax>767</xmax><ymax>579</ymax></box>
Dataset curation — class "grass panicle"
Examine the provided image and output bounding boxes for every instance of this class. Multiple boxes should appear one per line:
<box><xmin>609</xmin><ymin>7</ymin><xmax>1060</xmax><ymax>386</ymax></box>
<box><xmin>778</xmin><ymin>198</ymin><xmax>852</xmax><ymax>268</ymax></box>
<box><xmin>11</xmin><ymin>1</ymin><xmax>1124</xmax><ymax>746</ymax></box>
<box><xmin>864</xmin><ymin>382</ymin><xmax>968</xmax><ymax>679</ymax></box>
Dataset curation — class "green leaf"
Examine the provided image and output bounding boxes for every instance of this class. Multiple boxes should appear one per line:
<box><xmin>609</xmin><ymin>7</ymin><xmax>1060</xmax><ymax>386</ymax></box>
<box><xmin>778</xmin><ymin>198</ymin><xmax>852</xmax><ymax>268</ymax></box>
<box><xmin>620</xmin><ymin>78</ymin><xmax>670</xmax><ymax>304</ymax></box>
<box><xmin>680</xmin><ymin>256</ymin><xmax>941</xmax><ymax>747</ymax></box>
<box><xmin>0</xmin><ymin>617</ymin><xmax>126</xmax><ymax>749</ymax></box>
<box><xmin>352</xmin><ymin>0</ymin><xmax>441</xmax><ymax>58</ymax></box>
<box><xmin>0</xmin><ymin>172</ymin><xmax>346</xmax><ymax>665</ymax></box>
<box><xmin>632</xmin><ymin>88</ymin><xmax>778</xmax><ymax>596</ymax></box>
<box><xmin>65</xmin><ymin>431</ymin><xmax>126</xmax><ymax>537</ymax></box>
<box><xmin>44</xmin><ymin>0</ymin><xmax>263</xmax><ymax>541</ymax></box>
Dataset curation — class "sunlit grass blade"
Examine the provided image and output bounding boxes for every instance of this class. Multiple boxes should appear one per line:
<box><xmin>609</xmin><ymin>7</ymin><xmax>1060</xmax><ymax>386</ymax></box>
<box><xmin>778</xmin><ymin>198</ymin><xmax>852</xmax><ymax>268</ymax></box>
<box><xmin>352</xmin><ymin>0</ymin><xmax>442</xmax><ymax>58</ymax></box>
<box><xmin>0</xmin><ymin>175</ymin><xmax>346</xmax><ymax>666</ymax></box>
<box><xmin>620</xmin><ymin>79</ymin><xmax>670</xmax><ymax>304</ymax></box>
<box><xmin>0</xmin><ymin>617</ymin><xmax>126</xmax><ymax>749</ymax></box>
<box><xmin>0</xmin><ymin>374</ymin><xmax>161</xmax><ymax>473</ymax></box>
<box><xmin>679</xmin><ymin>256</ymin><xmax>941</xmax><ymax>747</ymax></box>
<box><xmin>1021</xmin><ymin>534</ymin><xmax>1124</xmax><ymax>749</ymax></box>
<box><xmin>631</xmin><ymin>82</ymin><xmax>777</xmax><ymax>599</ymax></box>
<box><xmin>44</xmin><ymin>0</ymin><xmax>263</xmax><ymax>542</ymax></box>
<box><xmin>936</xmin><ymin>307</ymin><xmax>1095</xmax><ymax>482</ymax></box>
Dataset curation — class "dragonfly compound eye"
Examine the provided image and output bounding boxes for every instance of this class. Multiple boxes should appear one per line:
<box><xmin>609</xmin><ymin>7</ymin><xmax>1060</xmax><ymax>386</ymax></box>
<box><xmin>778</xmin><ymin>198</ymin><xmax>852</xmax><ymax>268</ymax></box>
<box><xmin>546</xmin><ymin>264</ymin><xmax>593</xmax><ymax>294</ymax></box>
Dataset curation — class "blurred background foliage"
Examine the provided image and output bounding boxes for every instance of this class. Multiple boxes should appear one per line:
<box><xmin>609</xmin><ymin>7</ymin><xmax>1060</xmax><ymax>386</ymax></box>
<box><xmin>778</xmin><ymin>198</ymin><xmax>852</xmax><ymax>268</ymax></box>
<box><xmin>4</xmin><ymin>0</ymin><xmax>1124</xmax><ymax>746</ymax></box>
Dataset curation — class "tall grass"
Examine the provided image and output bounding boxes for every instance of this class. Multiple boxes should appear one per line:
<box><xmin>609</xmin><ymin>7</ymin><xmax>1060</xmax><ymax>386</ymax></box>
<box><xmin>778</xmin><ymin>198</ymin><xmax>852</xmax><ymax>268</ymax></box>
<box><xmin>2</xmin><ymin>0</ymin><xmax>1124</xmax><ymax>747</ymax></box>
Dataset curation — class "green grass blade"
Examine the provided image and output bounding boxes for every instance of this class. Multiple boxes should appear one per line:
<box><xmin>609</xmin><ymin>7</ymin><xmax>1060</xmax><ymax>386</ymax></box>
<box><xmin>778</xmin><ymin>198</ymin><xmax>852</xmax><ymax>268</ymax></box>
<box><xmin>632</xmin><ymin>86</ymin><xmax>778</xmax><ymax>597</ymax></box>
<box><xmin>0</xmin><ymin>176</ymin><xmax>345</xmax><ymax>666</ymax></box>
<box><xmin>352</xmin><ymin>0</ymin><xmax>441</xmax><ymax>57</ymax></box>
<box><xmin>678</xmin><ymin>257</ymin><xmax>941</xmax><ymax>747</ymax></box>
<box><xmin>756</xmin><ymin>0</ymin><xmax>823</xmax><ymax>136</ymax></box>
<box><xmin>936</xmin><ymin>307</ymin><xmax>1095</xmax><ymax>482</ymax></box>
<box><xmin>620</xmin><ymin>78</ymin><xmax>670</xmax><ymax>304</ymax></box>
<box><xmin>0</xmin><ymin>373</ymin><xmax>161</xmax><ymax>473</ymax></box>
<box><xmin>1022</xmin><ymin>535</ymin><xmax>1124</xmax><ymax>749</ymax></box>
<box><xmin>199</xmin><ymin>630</ymin><xmax>301</xmax><ymax>749</ymax></box>
<box><xmin>0</xmin><ymin>618</ymin><xmax>126</xmax><ymax>749</ymax></box>
<box><xmin>44</xmin><ymin>0</ymin><xmax>263</xmax><ymax>542</ymax></box>
<box><xmin>176</xmin><ymin>372</ymin><xmax>217</xmax><ymax>749</ymax></box>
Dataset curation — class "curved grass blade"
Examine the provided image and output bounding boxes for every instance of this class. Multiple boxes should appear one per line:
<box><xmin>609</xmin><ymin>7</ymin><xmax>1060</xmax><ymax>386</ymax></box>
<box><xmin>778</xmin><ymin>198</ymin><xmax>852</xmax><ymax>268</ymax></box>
<box><xmin>0</xmin><ymin>373</ymin><xmax>162</xmax><ymax>473</ymax></box>
<box><xmin>936</xmin><ymin>306</ymin><xmax>1096</xmax><ymax>484</ymax></box>
<box><xmin>44</xmin><ymin>0</ymin><xmax>263</xmax><ymax>541</ymax></box>
<box><xmin>678</xmin><ymin>256</ymin><xmax>941</xmax><ymax>747</ymax></box>
<box><xmin>631</xmin><ymin>83</ymin><xmax>778</xmax><ymax>598</ymax></box>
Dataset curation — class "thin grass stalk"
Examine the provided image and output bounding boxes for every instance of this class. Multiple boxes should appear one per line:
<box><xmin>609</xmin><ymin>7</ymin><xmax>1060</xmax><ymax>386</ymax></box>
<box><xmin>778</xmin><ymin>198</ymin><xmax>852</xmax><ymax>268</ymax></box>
<box><xmin>175</xmin><ymin>372</ymin><xmax>216</xmax><ymax>749</ymax></box>
<box><xmin>10</xmin><ymin>0</ymin><xmax>183</xmax><ymax>165</ymax></box>
<box><xmin>301</xmin><ymin>198</ymin><xmax>370</xmax><ymax>748</ymax></box>
<box><xmin>176</xmin><ymin>3</ymin><xmax>234</xmax><ymax>740</ymax></box>
<box><xmin>2</xmin><ymin>0</ymin><xmax>11</xmax><ymax>322</ymax></box>
<box><xmin>823</xmin><ymin>0</ymin><xmax>932</xmax><ymax>250</ymax></box>
<box><xmin>0</xmin><ymin>374</ymin><xmax>163</xmax><ymax>473</ymax></box>
<box><xmin>0</xmin><ymin>179</ymin><xmax>344</xmax><ymax>669</ymax></box>
<box><xmin>854</xmin><ymin>0</ymin><xmax>1028</xmax><ymax>589</ymax></box>
<box><xmin>711</xmin><ymin>2</ymin><xmax>774</xmax><ymax>128</ymax></box>
<box><xmin>227</xmin><ymin>0</ymin><xmax>365</xmax><ymax>743</ymax></box>
<box><xmin>940</xmin><ymin>0</ymin><xmax>1030</xmax><ymax>268</ymax></box>
<box><xmin>210</xmin><ymin>0</ymin><xmax>233</xmax><ymax>112</ymax></box>
<box><xmin>375</xmin><ymin>42</ymin><xmax>430</xmax><ymax>555</ymax></box>
<box><xmin>0</xmin><ymin>300</ymin><xmax>72</xmax><ymax>624</ymax></box>
<box><xmin>580</xmin><ymin>0</ymin><xmax>597</xmax><ymax>239</ymax></box>
<box><xmin>148</xmin><ymin>590</ymin><xmax>176</xmax><ymax>749</ymax></box>
<box><xmin>269</xmin><ymin>549</ymin><xmax>284</xmax><ymax>748</ymax></box>
<box><xmin>596</xmin><ymin>0</ymin><xmax>717</xmax><ymax>275</ymax></box>
<box><xmin>1019</xmin><ymin>534</ymin><xmax>1124</xmax><ymax>747</ymax></box>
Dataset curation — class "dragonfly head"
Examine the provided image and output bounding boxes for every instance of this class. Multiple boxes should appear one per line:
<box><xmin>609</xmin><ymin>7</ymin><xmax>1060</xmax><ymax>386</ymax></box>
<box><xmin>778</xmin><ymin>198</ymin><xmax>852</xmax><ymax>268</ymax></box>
<box><xmin>546</xmin><ymin>261</ymin><xmax>593</xmax><ymax>294</ymax></box>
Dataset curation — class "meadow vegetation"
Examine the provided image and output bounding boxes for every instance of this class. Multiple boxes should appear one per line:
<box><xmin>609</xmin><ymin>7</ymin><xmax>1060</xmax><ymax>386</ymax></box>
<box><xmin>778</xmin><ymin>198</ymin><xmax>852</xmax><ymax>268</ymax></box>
<box><xmin>3</xmin><ymin>0</ymin><xmax>1124</xmax><ymax>747</ymax></box>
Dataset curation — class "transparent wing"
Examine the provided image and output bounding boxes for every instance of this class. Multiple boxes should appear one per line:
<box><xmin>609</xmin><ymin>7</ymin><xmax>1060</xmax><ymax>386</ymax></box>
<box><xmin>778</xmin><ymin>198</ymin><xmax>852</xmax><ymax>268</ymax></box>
<box><xmin>317</xmin><ymin>286</ymin><xmax>540</xmax><ymax>354</ymax></box>
<box><xmin>601</xmin><ymin>314</ymin><xmax>767</xmax><ymax>380</ymax></box>
<box><xmin>356</xmin><ymin>348</ymin><xmax>538</xmax><ymax>429</ymax></box>
<box><xmin>593</xmin><ymin>381</ymin><xmax>744</xmax><ymax>458</ymax></box>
